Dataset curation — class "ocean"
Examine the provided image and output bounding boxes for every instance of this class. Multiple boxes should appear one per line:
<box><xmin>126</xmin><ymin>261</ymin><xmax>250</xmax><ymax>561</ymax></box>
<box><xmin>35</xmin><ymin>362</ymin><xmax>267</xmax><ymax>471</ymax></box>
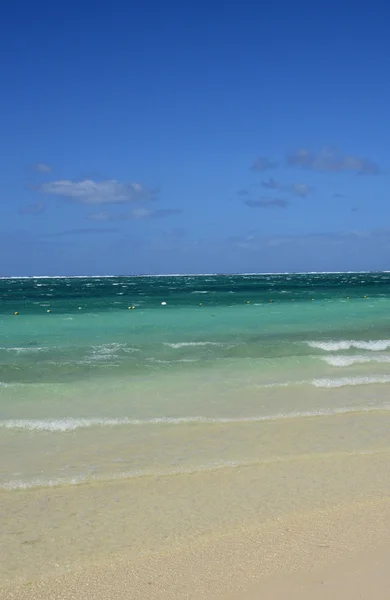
<box><xmin>2</xmin><ymin>272</ymin><xmax>390</xmax><ymax>589</ymax></box>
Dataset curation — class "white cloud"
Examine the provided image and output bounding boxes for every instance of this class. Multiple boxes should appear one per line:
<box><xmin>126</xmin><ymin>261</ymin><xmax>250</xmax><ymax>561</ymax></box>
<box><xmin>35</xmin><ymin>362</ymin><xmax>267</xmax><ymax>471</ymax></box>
<box><xmin>87</xmin><ymin>211</ymin><xmax>118</xmax><ymax>222</ymax></box>
<box><xmin>287</xmin><ymin>148</ymin><xmax>379</xmax><ymax>175</ymax></box>
<box><xmin>289</xmin><ymin>183</ymin><xmax>312</xmax><ymax>197</ymax></box>
<box><xmin>33</xmin><ymin>163</ymin><xmax>52</xmax><ymax>173</ymax></box>
<box><xmin>132</xmin><ymin>207</ymin><xmax>154</xmax><ymax>219</ymax></box>
<box><xmin>86</xmin><ymin>208</ymin><xmax>181</xmax><ymax>222</ymax></box>
<box><xmin>19</xmin><ymin>201</ymin><xmax>46</xmax><ymax>215</ymax></box>
<box><xmin>251</xmin><ymin>157</ymin><xmax>277</xmax><ymax>172</ymax></box>
<box><xmin>261</xmin><ymin>178</ymin><xmax>313</xmax><ymax>197</ymax></box>
<box><xmin>231</xmin><ymin>229</ymin><xmax>384</xmax><ymax>252</ymax></box>
<box><xmin>19</xmin><ymin>202</ymin><xmax>45</xmax><ymax>215</ymax></box>
<box><xmin>40</xmin><ymin>179</ymin><xmax>157</xmax><ymax>205</ymax></box>
<box><xmin>131</xmin><ymin>207</ymin><xmax>181</xmax><ymax>219</ymax></box>
<box><xmin>244</xmin><ymin>197</ymin><xmax>289</xmax><ymax>209</ymax></box>
<box><xmin>50</xmin><ymin>228</ymin><xmax>119</xmax><ymax>237</ymax></box>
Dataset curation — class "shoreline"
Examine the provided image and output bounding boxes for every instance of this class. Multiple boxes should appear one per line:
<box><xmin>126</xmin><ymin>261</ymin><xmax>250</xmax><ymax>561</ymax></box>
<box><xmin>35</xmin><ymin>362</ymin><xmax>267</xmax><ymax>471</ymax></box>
<box><xmin>3</xmin><ymin>274</ymin><xmax>390</xmax><ymax>598</ymax></box>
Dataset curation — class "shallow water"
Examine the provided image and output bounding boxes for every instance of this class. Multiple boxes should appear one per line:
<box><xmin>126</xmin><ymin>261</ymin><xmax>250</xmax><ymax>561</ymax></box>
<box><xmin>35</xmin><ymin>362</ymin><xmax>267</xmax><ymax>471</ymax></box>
<box><xmin>2</xmin><ymin>272</ymin><xmax>390</xmax><ymax>488</ymax></box>
<box><xmin>1</xmin><ymin>273</ymin><xmax>390</xmax><ymax>585</ymax></box>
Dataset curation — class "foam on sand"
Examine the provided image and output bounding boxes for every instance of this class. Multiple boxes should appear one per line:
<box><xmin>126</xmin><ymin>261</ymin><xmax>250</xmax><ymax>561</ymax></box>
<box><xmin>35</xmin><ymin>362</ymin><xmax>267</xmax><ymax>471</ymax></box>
<box><xmin>2</xmin><ymin>403</ymin><xmax>390</xmax><ymax>433</ymax></box>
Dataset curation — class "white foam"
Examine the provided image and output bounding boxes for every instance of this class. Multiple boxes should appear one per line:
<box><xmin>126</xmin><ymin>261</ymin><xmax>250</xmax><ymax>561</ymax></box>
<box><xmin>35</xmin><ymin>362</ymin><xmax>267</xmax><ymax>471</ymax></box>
<box><xmin>262</xmin><ymin>381</ymin><xmax>306</xmax><ymax>388</ymax></box>
<box><xmin>1</xmin><ymin>271</ymin><xmax>386</xmax><ymax>283</ymax></box>
<box><xmin>0</xmin><ymin>460</ymin><xmax>246</xmax><ymax>491</ymax></box>
<box><xmin>2</xmin><ymin>404</ymin><xmax>390</xmax><ymax>433</ymax></box>
<box><xmin>321</xmin><ymin>355</ymin><xmax>390</xmax><ymax>367</ymax></box>
<box><xmin>2</xmin><ymin>444</ymin><xmax>389</xmax><ymax>491</ymax></box>
<box><xmin>164</xmin><ymin>341</ymin><xmax>223</xmax><ymax>349</ymax></box>
<box><xmin>1</xmin><ymin>475</ymin><xmax>91</xmax><ymax>491</ymax></box>
<box><xmin>0</xmin><ymin>346</ymin><xmax>47</xmax><ymax>353</ymax></box>
<box><xmin>147</xmin><ymin>358</ymin><xmax>199</xmax><ymax>364</ymax></box>
<box><xmin>146</xmin><ymin>358</ymin><xmax>171</xmax><ymax>364</ymax></box>
<box><xmin>308</xmin><ymin>340</ymin><xmax>390</xmax><ymax>352</ymax></box>
<box><xmin>0</xmin><ymin>417</ymin><xmax>133</xmax><ymax>432</ymax></box>
<box><xmin>176</xmin><ymin>358</ymin><xmax>199</xmax><ymax>363</ymax></box>
<box><xmin>86</xmin><ymin>343</ymin><xmax>126</xmax><ymax>361</ymax></box>
<box><xmin>312</xmin><ymin>375</ymin><xmax>390</xmax><ymax>388</ymax></box>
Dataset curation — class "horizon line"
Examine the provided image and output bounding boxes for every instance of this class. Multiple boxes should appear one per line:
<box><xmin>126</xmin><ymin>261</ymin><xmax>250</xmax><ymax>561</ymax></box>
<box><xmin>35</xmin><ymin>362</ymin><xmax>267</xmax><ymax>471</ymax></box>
<box><xmin>0</xmin><ymin>270</ymin><xmax>385</xmax><ymax>280</ymax></box>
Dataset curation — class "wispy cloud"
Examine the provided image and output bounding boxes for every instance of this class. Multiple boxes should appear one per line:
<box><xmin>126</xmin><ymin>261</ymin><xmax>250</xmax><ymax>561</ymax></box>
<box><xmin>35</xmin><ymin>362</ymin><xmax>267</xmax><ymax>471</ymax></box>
<box><xmin>49</xmin><ymin>228</ymin><xmax>119</xmax><ymax>237</ymax></box>
<box><xmin>86</xmin><ymin>211</ymin><xmax>122</xmax><ymax>222</ymax></box>
<box><xmin>131</xmin><ymin>208</ymin><xmax>181</xmax><ymax>219</ymax></box>
<box><xmin>229</xmin><ymin>233</ymin><xmax>258</xmax><ymax>250</ymax></box>
<box><xmin>244</xmin><ymin>197</ymin><xmax>289</xmax><ymax>209</ymax></box>
<box><xmin>40</xmin><ymin>179</ymin><xmax>157</xmax><ymax>205</ymax></box>
<box><xmin>251</xmin><ymin>157</ymin><xmax>277</xmax><ymax>172</ymax></box>
<box><xmin>33</xmin><ymin>163</ymin><xmax>52</xmax><ymax>173</ymax></box>
<box><xmin>287</xmin><ymin>148</ymin><xmax>379</xmax><ymax>175</ymax></box>
<box><xmin>261</xmin><ymin>178</ymin><xmax>313</xmax><ymax>197</ymax></box>
<box><xmin>230</xmin><ymin>228</ymin><xmax>389</xmax><ymax>252</ymax></box>
<box><xmin>19</xmin><ymin>201</ymin><xmax>45</xmax><ymax>215</ymax></box>
<box><xmin>87</xmin><ymin>208</ymin><xmax>181</xmax><ymax>222</ymax></box>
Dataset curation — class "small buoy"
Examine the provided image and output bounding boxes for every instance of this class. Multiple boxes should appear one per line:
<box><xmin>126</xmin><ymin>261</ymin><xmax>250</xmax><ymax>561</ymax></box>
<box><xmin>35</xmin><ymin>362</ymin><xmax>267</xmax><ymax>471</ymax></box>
<box><xmin>269</xmin><ymin>299</ymin><xmax>273</xmax><ymax>303</ymax></box>
<box><xmin>246</xmin><ymin>300</ymin><xmax>251</xmax><ymax>304</ymax></box>
<box><xmin>199</xmin><ymin>302</ymin><xmax>203</xmax><ymax>306</ymax></box>
<box><xmin>47</xmin><ymin>309</ymin><xmax>51</xmax><ymax>313</ymax></box>
<box><xmin>312</xmin><ymin>298</ymin><xmax>315</xmax><ymax>301</ymax></box>
<box><xmin>161</xmin><ymin>301</ymin><xmax>167</xmax><ymax>306</ymax></box>
<box><xmin>364</xmin><ymin>295</ymin><xmax>367</xmax><ymax>299</ymax></box>
<box><xmin>14</xmin><ymin>311</ymin><xmax>19</xmax><ymax>316</ymax></box>
<box><xmin>346</xmin><ymin>296</ymin><xmax>350</xmax><ymax>300</ymax></box>
<box><xmin>292</xmin><ymin>298</ymin><xmax>294</xmax><ymax>302</ymax></box>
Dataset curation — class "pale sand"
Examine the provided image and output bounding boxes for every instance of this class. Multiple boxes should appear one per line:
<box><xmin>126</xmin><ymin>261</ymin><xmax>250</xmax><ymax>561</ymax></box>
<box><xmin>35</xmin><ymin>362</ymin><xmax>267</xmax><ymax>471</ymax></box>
<box><xmin>2</xmin><ymin>496</ymin><xmax>390</xmax><ymax>599</ymax></box>
<box><xmin>3</xmin><ymin>417</ymin><xmax>390</xmax><ymax>599</ymax></box>
<box><xmin>232</xmin><ymin>545</ymin><xmax>390</xmax><ymax>599</ymax></box>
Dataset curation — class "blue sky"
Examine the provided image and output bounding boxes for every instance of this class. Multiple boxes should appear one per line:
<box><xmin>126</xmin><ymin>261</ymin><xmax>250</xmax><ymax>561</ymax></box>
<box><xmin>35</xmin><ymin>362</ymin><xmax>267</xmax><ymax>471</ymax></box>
<box><xmin>1</xmin><ymin>0</ymin><xmax>389</xmax><ymax>275</ymax></box>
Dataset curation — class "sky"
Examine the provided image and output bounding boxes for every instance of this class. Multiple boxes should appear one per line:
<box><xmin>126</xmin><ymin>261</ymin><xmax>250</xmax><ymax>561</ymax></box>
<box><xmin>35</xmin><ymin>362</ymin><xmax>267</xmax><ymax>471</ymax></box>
<box><xmin>1</xmin><ymin>0</ymin><xmax>389</xmax><ymax>276</ymax></box>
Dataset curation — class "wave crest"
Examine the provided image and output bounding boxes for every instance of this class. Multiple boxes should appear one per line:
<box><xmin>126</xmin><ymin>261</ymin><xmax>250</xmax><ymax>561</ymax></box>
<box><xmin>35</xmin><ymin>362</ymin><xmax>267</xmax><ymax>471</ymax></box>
<box><xmin>308</xmin><ymin>340</ymin><xmax>390</xmax><ymax>352</ymax></box>
<box><xmin>163</xmin><ymin>341</ymin><xmax>223</xmax><ymax>349</ymax></box>
<box><xmin>321</xmin><ymin>354</ymin><xmax>390</xmax><ymax>367</ymax></box>
<box><xmin>312</xmin><ymin>375</ymin><xmax>390</xmax><ymax>388</ymax></box>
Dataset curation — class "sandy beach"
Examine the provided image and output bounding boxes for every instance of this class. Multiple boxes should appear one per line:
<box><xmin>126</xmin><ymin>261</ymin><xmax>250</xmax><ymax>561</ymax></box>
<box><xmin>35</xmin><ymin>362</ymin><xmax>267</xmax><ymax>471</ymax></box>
<box><xmin>2</xmin><ymin>492</ymin><xmax>390</xmax><ymax>599</ymax></box>
<box><xmin>236</xmin><ymin>546</ymin><xmax>390</xmax><ymax>599</ymax></box>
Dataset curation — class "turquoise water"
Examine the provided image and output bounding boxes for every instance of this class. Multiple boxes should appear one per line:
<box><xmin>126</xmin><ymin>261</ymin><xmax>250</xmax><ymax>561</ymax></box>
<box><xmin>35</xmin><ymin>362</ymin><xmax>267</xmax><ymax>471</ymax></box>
<box><xmin>2</xmin><ymin>272</ymin><xmax>390</xmax><ymax>489</ymax></box>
